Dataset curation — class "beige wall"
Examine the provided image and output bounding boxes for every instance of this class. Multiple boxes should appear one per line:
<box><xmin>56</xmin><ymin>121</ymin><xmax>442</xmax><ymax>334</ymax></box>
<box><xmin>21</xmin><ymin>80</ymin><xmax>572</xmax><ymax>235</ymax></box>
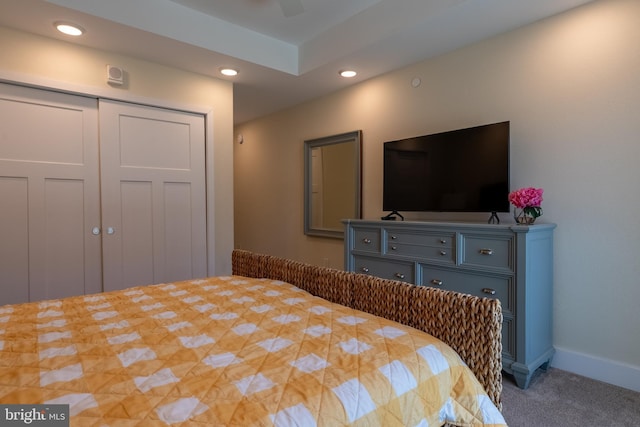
<box><xmin>0</xmin><ymin>25</ymin><xmax>234</xmax><ymax>275</ymax></box>
<box><xmin>235</xmin><ymin>0</ymin><xmax>640</xmax><ymax>389</ymax></box>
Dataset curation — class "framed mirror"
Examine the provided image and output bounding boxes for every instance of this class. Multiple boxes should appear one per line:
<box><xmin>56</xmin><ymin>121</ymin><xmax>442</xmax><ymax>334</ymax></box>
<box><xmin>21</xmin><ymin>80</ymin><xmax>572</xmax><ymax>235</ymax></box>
<box><xmin>304</xmin><ymin>130</ymin><xmax>362</xmax><ymax>238</ymax></box>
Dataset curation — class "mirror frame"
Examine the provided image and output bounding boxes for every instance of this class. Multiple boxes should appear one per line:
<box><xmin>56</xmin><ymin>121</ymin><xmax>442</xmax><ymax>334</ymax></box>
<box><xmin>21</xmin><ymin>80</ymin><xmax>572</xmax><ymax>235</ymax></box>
<box><xmin>304</xmin><ymin>130</ymin><xmax>362</xmax><ymax>238</ymax></box>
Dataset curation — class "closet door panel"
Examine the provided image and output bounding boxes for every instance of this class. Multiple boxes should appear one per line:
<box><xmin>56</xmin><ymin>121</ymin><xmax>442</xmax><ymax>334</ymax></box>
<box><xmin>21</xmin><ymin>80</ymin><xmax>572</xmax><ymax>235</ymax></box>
<box><xmin>0</xmin><ymin>92</ymin><xmax>84</xmax><ymax>164</ymax></box>
<box><xmin>118</xmin><ymin>114</ymin><xmax>191</xmax><ymax>169</ymax></box>
<box><xmin>41</xmin><ymin>179</ymin><xmax>88</xmax><ymax>299</ymax></box>
<box><xmin>0</xmin><ymin>177</ymin><xmax>29</xmax><ymax>304</ymax></box>
<box><xmin>99</xmin><ymin>100</ymin><xmax>207</xmax><ymax>291</ymax></box>
<box><xmin>0</xmin><ymin>83</ymin><xmax>102</xmax><ymax>304</ymax></box>
<box><xmin>120</xmin><ymin>181</ymin><xmax>155</xmax><ymax>287</ymax></box>
<box><xmin>163</xmin><ymin>182</ymin><xmax>196</xmax><ymax>282</ymax></box>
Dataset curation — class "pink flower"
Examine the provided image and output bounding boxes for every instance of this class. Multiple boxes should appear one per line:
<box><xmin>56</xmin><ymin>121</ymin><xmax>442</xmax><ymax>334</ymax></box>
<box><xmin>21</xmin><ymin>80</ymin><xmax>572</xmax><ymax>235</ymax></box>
<box><xmin>508</xmin><ymin>187</ymin><xmax>544</xmax><ymax>209</ymax></box>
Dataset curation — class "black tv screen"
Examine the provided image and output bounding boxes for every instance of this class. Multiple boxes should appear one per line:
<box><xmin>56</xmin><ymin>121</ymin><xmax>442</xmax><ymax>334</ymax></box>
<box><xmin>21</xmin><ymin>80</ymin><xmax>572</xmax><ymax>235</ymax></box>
<box><xmin>383</xmin><ymin>121</ymin><xmax>510</xmax><ymax>213</ymax></box>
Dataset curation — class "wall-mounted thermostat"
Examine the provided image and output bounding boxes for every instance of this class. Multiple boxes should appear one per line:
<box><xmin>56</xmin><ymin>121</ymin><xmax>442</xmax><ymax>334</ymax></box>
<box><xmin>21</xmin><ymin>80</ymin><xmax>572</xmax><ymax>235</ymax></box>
<box><xmin>106</xmin><ymin>65</ymin><xmax>124</xmax><ymax>85</ymax></box>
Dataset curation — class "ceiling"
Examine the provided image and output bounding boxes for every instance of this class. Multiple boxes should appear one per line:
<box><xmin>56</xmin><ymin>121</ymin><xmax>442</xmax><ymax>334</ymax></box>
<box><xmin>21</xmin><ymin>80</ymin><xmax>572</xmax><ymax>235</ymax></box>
<box><xmin>0</xmin><ymin>0</ymin><xmax>595</xmax><ymax>124</ymax></box>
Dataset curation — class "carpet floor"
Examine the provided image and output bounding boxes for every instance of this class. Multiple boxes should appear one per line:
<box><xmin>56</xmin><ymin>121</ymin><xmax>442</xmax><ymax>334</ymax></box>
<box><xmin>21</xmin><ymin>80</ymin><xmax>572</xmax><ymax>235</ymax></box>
<box><xmin>501</xmin><ymin>368</ymin><xmax>640</xmax><ymax>426</ymax></box>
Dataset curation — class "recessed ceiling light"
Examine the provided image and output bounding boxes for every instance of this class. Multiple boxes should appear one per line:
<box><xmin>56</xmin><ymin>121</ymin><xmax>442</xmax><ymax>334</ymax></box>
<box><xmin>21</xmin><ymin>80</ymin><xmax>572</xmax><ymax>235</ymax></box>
<box><xmin>220</xmin><ymin>68</ymin><xmax>239</xmax><ymax>77</ymax></box>
<box><xmin>339</xmin><ymin>70</ymin><xmax>357</xmax><ymax>78</ymax></box>
<box><xmin>55</xmin><ymin>22</ymin><xmax>84</xmax><ymax>36</ymax></box>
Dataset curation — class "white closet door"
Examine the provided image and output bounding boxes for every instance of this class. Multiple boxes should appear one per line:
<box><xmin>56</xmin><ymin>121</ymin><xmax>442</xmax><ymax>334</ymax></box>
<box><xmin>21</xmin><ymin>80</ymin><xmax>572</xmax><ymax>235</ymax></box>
<box><xmin>0</xmin><ymin>83</ymin><xmax>102</xmax><ymax>304</ymax></box>
<box><xmin>99</xmin><ymin>100</ymin><xmax>207</xmax><ymax>291</ymax></box>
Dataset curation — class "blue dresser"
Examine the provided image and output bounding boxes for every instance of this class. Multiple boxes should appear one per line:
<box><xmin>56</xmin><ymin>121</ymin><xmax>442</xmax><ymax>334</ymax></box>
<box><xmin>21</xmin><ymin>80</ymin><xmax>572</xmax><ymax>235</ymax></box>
<box><xmin>343</xmin><ymin>219</ymin><xmax>556</xmax><ymax>389</ymax></box>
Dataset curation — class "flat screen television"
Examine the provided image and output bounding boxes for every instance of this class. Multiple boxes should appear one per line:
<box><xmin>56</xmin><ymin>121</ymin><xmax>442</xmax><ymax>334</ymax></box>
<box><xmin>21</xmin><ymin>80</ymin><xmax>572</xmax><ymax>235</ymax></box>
<box><xmin>383</xmin><ymin>121</ymin><xmax>510</xmax><ymax>216</ymax></box>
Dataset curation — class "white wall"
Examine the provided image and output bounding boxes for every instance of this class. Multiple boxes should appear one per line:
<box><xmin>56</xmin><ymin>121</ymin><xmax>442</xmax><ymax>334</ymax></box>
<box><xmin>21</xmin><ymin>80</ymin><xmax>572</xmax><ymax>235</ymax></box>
<box><xmin>235</xmin><ymin>0</ymin><xmax>640</xmax><ymax>390</ymax></box>
<box><xmin>0</xmin><ymin>25</ymin><xmax>235</xmax><ymax>275</ymax></box>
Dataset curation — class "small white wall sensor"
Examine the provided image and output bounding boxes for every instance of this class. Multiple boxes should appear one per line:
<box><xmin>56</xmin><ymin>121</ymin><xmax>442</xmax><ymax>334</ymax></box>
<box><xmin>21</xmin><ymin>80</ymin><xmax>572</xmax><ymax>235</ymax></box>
<box><xmin>107</xmin><ymin>65</ymin><xmax>124</xmax><ymax>85</ymax></box>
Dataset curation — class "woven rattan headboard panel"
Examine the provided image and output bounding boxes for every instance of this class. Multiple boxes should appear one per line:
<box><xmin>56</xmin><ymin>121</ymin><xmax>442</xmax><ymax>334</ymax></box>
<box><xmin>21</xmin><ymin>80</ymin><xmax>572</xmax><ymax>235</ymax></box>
<box><xmin>231</xmin><ymin>249</ymin><xmax>502</xmax><ymax>408</ymax></box>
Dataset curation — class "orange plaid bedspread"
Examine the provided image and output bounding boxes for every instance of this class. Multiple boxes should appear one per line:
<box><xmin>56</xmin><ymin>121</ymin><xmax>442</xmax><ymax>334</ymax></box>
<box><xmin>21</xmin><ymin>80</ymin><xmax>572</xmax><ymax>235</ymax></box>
<box><xmin>0</xmin><ymin>276</ymin><xmax>506</xmax><ymax>426</ymax></box>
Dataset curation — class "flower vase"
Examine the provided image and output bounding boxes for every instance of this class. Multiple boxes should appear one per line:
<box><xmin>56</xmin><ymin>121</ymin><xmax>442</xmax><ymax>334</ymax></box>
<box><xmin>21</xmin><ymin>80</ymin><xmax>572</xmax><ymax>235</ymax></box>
<box><xmin>514</xmin><ymin>208</ymin><xmax>536</xmax><ymax>225</ymax></box>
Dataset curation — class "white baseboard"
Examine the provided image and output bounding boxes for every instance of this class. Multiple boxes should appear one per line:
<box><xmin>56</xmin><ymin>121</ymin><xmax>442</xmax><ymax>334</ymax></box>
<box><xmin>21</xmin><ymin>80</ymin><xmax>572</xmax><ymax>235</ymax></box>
<box><xmin>551</xmin><ymin>346</ymin><xmax>640</xmax><ymax>393</ymax></box>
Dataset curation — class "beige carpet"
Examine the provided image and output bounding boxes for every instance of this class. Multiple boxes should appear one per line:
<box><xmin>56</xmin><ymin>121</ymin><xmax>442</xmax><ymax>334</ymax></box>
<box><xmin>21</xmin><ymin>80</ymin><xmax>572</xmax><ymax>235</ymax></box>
<box><xmin>501</xmin><ymin>368</ymin><xmax>640</xmax><ymax>426</ymax></box>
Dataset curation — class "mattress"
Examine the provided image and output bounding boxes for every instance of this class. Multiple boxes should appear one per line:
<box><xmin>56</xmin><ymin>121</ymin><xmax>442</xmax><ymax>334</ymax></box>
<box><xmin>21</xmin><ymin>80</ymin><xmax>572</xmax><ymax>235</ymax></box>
<box><xmin>0</xmin><ymin>276</ymin><xmax>506</xmax><ymax>426</ymax></box>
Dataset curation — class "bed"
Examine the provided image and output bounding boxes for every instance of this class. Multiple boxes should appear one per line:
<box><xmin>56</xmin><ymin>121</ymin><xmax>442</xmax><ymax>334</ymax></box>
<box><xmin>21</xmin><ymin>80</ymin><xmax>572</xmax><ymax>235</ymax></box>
<box><xmin>0</xmin><ymin>249</ymin><xmax>505</xmax><ymax>426</ymax></box>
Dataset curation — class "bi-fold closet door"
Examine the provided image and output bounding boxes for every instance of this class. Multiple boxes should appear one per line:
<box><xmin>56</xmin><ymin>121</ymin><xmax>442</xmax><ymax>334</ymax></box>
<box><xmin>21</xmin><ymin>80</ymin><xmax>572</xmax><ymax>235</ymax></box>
<box><xmin>0</xmin><ymin>83</ymin><xmax>207</xmax><ymax>305</ymax></box>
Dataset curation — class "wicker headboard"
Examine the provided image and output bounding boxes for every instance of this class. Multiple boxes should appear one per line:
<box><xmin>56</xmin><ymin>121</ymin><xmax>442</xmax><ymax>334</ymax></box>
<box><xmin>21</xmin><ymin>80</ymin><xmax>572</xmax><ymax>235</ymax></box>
<box><xmin>231</xmin><ymin>249</ymin><xmax>503</xmax><ymax>408</ymax></box>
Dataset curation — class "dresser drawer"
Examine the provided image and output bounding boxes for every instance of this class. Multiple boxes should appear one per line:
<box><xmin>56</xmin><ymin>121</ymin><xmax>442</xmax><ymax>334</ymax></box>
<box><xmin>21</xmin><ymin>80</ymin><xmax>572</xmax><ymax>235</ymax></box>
<box><xmin>353</xmin><ymin>255</ymin><xmax>414</xmax><ymax>283</ymax></box>
<box><xmin>386</xmin><ymin>230</ymin><xmax>454</xmax><ymax>248</ymax></box>
<box><xmin>351</xmin><ymin>227</ymin><xmax>381</xmax><ymax>254</ymax></box>
<box><xmin>419</xmin><ymin>266</ymin><xmax>514</xmax><ymax>313</ymax></box>
<box><xmin>386</xmin><ymin>243</ymin><xmax>455</xmax><ymax>264</ymax></box>
<box><xmin>461</xmin><ymin>234</ymin><xmax>513</xmax><ymax>272</ymax></box>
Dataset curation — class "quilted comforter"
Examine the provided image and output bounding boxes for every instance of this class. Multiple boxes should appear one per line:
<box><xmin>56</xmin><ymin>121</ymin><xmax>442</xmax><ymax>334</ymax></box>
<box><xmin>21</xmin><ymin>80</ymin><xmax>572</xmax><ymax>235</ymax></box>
<box><xmin>0</xmin><ymin>276</ymin><xmax>507</xmax><ymax>426</ymax></box>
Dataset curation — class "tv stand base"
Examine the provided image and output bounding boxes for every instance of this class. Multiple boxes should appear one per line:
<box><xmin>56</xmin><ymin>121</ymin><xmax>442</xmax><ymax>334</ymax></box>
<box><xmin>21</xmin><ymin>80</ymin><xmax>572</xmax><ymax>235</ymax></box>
<box><xmin>381</xmin><ymin>211</ymin><xmax>404</xmax><ymax>221</ymax></box>
<box><xmin>488</xmin><ymin>211</ymin><xmax>500</xmax><ymax>224</ymax></box>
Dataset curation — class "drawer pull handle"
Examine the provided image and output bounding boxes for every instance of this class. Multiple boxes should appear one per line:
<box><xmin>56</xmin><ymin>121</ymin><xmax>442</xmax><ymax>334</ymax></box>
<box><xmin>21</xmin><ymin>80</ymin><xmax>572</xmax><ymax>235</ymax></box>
<box><xmin>361</xmin><ymin>267</ymin><xmax>370</xmax><ymax>273</ymax></box>
<box><xmin>439</xmin><ymin>250</ymin><xmax>447</xmax><ymax>256</ymax></box>
<box><xmin>395</xmin><ymin>273</ymin><xmax>405</xmax><ymax>280</ymax></box>
<box><xmin>362</xmin><ymin>238</ymin><xmax>371</xmax><ymax>244</ymax></box>
<box><xmin>479</xmin><ymin>248</ymin><xmax>493</xmax><ymax>256</ymax></box>
<box><xmin>430</xmin><ymin>279</ymin><xmax>443</xmax><ymax>286</ymax></box>
<box><xmin>390</xmin><ymin>235</ymin><xmax>397</xmax><ymax>240</ymax></box>
<box><xmin>440</xmin><ymin>239</ymin><xmax>446</xmax><ymax>244</ymax></box>
<box><xmin>391</xmin><ymin>245</ymin><xmax>397</xmax><ymax>251</ymax></box>
<box><xmin>482</xmin><ymin>288</ymin><xmax>496</xmax><ymax>295</ymax></box>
